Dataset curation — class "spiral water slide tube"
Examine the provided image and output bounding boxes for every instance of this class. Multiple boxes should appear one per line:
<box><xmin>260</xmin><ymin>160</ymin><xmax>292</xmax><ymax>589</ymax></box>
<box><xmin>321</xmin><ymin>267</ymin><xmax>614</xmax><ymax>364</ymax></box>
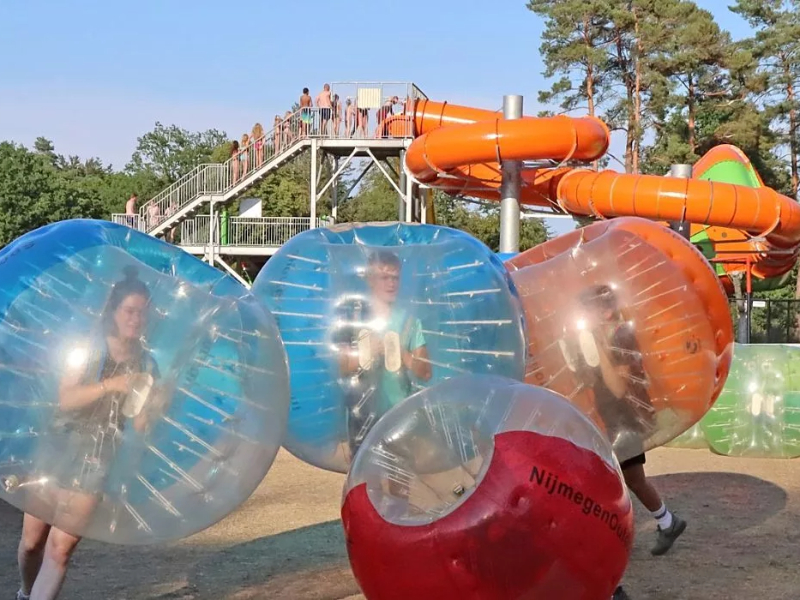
<box><xmin>400</xmin><ymin>99</ymin><xmax>800</xmax><ymax>281</ymax></box>
<box><xmin>688</xmin><ymin>145</ymin><xmax>794</xmax><ymax>290</ymax></box>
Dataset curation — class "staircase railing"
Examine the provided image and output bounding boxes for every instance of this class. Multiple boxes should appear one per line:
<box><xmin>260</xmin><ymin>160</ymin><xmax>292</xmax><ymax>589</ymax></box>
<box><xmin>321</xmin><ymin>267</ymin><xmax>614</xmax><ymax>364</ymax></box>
<box><xmin>136</xmin><ymin>84</ymin><xmax>424</xmax><ymax>234</ymax></box>
<box><xmin>137</xmin><ymin>108</ymin><xmax>312</xmax><ymax>229</ymax></box>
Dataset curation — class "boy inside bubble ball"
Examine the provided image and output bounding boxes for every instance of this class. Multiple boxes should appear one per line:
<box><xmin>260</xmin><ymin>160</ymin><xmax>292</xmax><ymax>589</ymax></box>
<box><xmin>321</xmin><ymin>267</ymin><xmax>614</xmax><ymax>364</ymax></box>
<box><xmin>575</xmin><ymin>284</ymin><xmax>687</xmax><ymax>600</ymax></box>
<box><xmin>337</xmin><ymin>250</ymin><xmax>432</xmax><ymax>461</ymax></box>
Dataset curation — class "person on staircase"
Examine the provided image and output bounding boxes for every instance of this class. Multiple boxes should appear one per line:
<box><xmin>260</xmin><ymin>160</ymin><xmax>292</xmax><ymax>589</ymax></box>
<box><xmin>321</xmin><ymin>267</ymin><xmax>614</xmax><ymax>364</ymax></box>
<box><xmin>332</xmin><ymin>94</ymin><xmax>341</xmax><ymax>137</ymax></box>
<box><xmin>299</xmin><ymin>88</ymin><xmax>312</xmax><ymax>138</ymax></box>
<box><xmin>345</xmin><ymin>98</ymin><xmax>356</xmax><ymax>138</ymax></box>
<box><xmin>238</xmin><ymin>133</ymin><xmax>249</xmax><ymax>180</ymax></box>
<box><xmin>273</xmin><ymin>115</ymin><xmax>282</xmax><ymax>153</ymax></box>
<box><xmin>251</xmin><ymin>123</ymin><xmax>264</xmax><ymax>167</ymax></box>
<box><xmin>316</xmin><ymin>83</ymin><xmax>333</xmax><ymax>137</ymax></box>
<box><xmin>375</xmin><ymin>96</ymin><xmax>399</xmax><ymax>138</ymax></box>
<box><xmin>230</xmin><ymin>140</ymin><xmax>240</xmax><ymax>185</ymax></box>
<box><xmin>124</xmin><ymin>193</ymin><xmax>137</xmax><ymax>229</ymax></box>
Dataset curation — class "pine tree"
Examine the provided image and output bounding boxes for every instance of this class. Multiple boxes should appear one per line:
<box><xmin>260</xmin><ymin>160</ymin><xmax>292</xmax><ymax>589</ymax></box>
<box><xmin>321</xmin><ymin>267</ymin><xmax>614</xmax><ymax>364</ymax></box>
<box><xmin>527</xmin><ymin>0</ymin><xmax>614</xmax><ymax>118</ymax></box>
<box><xmin>732</xmin><ymin>0</ymin><xmax>800</xmax><ymax>198</ymax></box>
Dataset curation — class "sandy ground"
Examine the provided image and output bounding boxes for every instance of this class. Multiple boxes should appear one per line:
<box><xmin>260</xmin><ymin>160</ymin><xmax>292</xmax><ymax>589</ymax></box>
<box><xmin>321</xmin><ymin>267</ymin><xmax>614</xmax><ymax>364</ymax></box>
<box><xmin>1</xmin><ymin>447</ymin><xmax>799</xmax><ymax>600</ymax></box>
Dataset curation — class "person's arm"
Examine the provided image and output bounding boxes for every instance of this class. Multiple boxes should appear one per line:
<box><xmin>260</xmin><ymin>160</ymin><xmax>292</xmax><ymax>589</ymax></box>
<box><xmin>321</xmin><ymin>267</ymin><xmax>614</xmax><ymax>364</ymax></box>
<box><xmin>403</xmin><ymin>345</ymin><xmax>431</xmax><ymax>381</ymax></box>
<box><xmin>596</xmin><ymin>326</ymin><xmax>638</xmax><ymax>399</ymax></box>
<box><xmin>338</xmin><ymin>345</ymin><xmax>360</xmax><ymax>376</ymax></box>
<box><xmin>59</xmin><ymin>370</ymin><xmax>131</xmax><ymax>411</ymax></box>
<box><xmin>597</xmin><ymin>345</ymin><xmax>629</xmax><ymax>398</ymax></box>
<box><xmin>401</xmin><ymin>319</ymin><xmax>432</xmax><ymax>381</ymax></box>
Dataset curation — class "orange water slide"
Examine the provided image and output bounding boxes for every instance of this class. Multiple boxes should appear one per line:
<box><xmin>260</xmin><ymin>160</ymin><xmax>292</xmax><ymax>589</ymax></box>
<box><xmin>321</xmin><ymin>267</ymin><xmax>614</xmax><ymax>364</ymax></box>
<box><xmin>402</xmin><ymin>100</ymin><xmax>800</xmax><ymax>279</ymax></box>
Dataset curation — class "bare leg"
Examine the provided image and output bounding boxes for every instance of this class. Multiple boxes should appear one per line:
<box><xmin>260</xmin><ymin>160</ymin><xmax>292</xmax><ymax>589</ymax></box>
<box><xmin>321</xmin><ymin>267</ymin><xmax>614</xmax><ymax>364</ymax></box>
<box><xmin>622</xmin><ymin>463</ymin><xmax>662</xmax><ymax>511</ymax></box>
<box><xmin>29</xmin><ymin>528</ymin><xmax>81</xmax><ymax>600</ymax></box>
<box><xmin>18</xmin><ymin>514</ymin><xmax>51</xmax><ymax>597</ymax></box>
<box><xmin>29</xmin><ymin>488</ymin><xmax>96</xmax><ymax>600</ymax></box>
<box><xmin>623</xmin><ymin>461</ymin><xmax>686</xmax><ymax>555</ymax></box>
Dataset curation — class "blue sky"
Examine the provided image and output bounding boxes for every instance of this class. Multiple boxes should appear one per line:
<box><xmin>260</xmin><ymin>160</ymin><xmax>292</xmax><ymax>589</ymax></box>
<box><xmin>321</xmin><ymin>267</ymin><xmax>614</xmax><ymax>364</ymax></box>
<box><xmin>0</xmin><ymin>0</ymin><xmax>752</xmax><ymax>234</ymax></box>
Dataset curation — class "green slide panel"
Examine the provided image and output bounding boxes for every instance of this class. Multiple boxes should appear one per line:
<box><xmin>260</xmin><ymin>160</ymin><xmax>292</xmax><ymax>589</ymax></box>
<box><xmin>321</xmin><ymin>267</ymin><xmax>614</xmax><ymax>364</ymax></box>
<box><xmin>701</xmin><ymin>344</ymin><xmax>800</xmax><ymax>458</ymax></box>
<box><xmin>666</xmin><ymin>422</ymin><xmax>708</xmax><ymax>449</ymax></box>
<box><xmin>692</xmin><ymin>157</ymin><xmax>791</xmax><ymax>292</ymax></box>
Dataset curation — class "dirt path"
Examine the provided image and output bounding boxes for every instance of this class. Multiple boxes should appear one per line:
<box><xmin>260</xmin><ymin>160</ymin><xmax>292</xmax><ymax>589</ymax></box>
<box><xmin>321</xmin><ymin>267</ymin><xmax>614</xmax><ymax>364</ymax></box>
<box><xmin>1</xmin><ymin>447</ymin><xmax>799</xmax><ymax>599</ymax></box>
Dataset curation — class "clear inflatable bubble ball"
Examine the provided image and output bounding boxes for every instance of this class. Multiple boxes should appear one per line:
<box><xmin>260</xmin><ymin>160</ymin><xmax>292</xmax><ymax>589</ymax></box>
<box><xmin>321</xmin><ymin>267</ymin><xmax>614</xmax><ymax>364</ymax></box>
<box><xmin>0</xmin><ymin>219</ymin><xmax>290</xmax><ymax>545</ymax></box>
<box><xmin>342</xmin><ymin>374</ymin><xmax>633</xmax><ymax>600</ymax></box>
<box><xmin>251</xmin><ymin>222</ymin><xmax>527</xmax><ymax>473</ymax></box>
<box><xmin>506</xmin><ymin>217</ymin><xmax>734</xmax><ymax>463</ymax></box>
<box><xmin>702</xmin><ymin>344</ymin><xmax>800</xmax><ymax>458</ymax></box>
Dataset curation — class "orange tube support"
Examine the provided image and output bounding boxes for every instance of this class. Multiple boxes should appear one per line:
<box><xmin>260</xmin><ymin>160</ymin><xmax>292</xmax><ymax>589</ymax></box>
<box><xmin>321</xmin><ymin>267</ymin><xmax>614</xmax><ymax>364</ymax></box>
<box><xmin>554</xmin><ymin>170</ymin><xmax>800</xmax><ymax>277</ymax></box>
<box><xmin>406</xmin><ymin>100</ymin><xmax>609</xmax><ymax>194</ymax></box>
<box><xmin>404</xmin><ymin>99</ymin><xmax>800</xmax><ymax>280</ymax></box>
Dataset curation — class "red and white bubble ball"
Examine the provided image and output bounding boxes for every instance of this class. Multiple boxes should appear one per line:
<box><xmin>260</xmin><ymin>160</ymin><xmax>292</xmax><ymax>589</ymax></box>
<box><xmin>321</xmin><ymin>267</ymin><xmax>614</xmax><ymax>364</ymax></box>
<box><xmin>341</xmin><ymin>375</ymin><xmax>634</xmax><ymax>600</ymax></box>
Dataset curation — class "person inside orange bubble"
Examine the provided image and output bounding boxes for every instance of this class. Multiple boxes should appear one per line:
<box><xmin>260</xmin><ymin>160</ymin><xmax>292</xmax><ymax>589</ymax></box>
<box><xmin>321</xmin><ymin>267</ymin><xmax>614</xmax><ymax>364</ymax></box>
<box><xmin>576</xmin><ymin>284</ymin><xmax>687</xmax><ymax>597</ymax></box>
<box><xmin>574</xmin><ymin>285</ymin><xmax>688</xmax><ymax>599</ymax></box>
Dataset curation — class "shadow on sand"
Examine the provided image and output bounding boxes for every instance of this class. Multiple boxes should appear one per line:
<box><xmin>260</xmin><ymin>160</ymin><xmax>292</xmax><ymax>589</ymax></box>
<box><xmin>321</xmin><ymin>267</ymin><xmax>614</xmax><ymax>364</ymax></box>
<box><xmin>179</xmin><ymin>519</ymin><xmax>357</xmax><ymax>600</ymax></box>
<box><xmin>2</xmin><ymin>472</ymin><xmax>786</xmax><ymax>599</ymax></box>
<box><xmin>0</xmin><ymin>502</ymin><xmax>356</xmax><ymax>600</ymax></box>
<box><xmin>646</xmin><ymin>471</ymin><xmax>787</xmax><ymax>531</ymax></box>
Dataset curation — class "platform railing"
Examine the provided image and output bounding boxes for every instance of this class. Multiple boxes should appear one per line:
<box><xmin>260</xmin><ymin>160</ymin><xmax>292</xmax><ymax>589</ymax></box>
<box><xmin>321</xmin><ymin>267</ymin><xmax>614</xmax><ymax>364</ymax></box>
<box><xmin>179</xmin><ymin>215</ymin><xmax>330</xmax><ymax>248</ymax></box>
<box><xmin>110</xmin><ymin>213</ymin><xmax>147</xmax><ymax>231</ymax></box>
<box><xmin>135</xmin><ymin>81</ymin><xmax>424</xmax><ymax>234</ymax></box>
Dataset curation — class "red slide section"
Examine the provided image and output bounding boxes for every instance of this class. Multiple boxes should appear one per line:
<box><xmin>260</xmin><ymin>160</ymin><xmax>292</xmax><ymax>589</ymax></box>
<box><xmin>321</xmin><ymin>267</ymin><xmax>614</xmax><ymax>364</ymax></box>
<box><xmin>402</xmin><ymin>100</ymin><xmax>800</xmax><ymax>279</ymax></box>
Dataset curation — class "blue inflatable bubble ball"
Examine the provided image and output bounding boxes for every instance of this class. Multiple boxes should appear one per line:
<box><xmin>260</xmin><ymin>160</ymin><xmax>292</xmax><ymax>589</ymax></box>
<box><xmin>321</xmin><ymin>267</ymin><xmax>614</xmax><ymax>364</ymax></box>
<box><xmin>251</xmin><ymin>222</ymin><xmax>527</xmax><ymax>473</ymax></box>
<box><xmin>0</xmin><ymin>220</ymin><xmax>290</xmax><ymax>545</ymax></box>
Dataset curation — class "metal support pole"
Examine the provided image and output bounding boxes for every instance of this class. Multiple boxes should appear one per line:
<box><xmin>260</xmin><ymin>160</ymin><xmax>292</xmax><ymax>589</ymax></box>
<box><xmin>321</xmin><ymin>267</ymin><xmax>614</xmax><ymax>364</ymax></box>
<box><xmin>412</xmin><ymin>183</ymin><xmax>421</xmax><ymax>222</ymax></box>
<box><xmin>405</xmin><ymin>163</ymin><xmax>414</xmax><ymax>223</ymax></box>
<box><xmin>332</xmin><ymin>156</ymin><xmax>339</xmax><ymax>222</ymax></box>
<box><xmin>310</xmin><ymin>140</ymin><xmax>318</xmax><ymax>227</ymax></box>
<box><xmin>398</xmin><ymin>150</ymin><xmax>407</xmax><ymax>221</ymax></box>
<box><xmin>745</xmin><ymin>256</ymin><xmax>753</xmax><ymax>344</ymax></box>
<box><xmin>208</xmin><ymin>201</ymin><xmax>215</xmax><ymax>265</ymax></box>
<box><xmin>499</xmin><ymin>95</ymin><xmax>523</xmax><ymax>254</ymax></box>
<box><xmin>668</xmin><ymin>164</ymin><xmax>692</xmax><ymax>240</ymax></box>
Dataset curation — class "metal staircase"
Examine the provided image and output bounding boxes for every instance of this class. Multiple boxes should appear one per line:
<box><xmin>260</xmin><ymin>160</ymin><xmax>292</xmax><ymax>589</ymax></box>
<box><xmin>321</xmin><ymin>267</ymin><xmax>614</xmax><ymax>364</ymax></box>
<box><xmin>123</xmin><ymin>82</ymin><xmax>429</xmax><ymax>242</ymax></box>
<box><xmin>138</xmin><ymin>109</ymin><xmax>311</xmax><ymax>238</ymax></box>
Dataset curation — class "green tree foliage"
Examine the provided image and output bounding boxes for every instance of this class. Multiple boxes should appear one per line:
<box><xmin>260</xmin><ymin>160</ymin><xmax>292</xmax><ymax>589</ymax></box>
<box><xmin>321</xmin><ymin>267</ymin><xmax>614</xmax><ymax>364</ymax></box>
<box><xmin>527</xmin><ymin>0</ymin><xmax>612</xmax><ymax>118</ymax></box>
<box><xmin>530</xmin><ymin>0</ymin><xmax>790</xmax><ymax>187</ymax></box>
<box><xmin>433</xmin><ymin>192</ymin><xmax>550</xmax><ymax>252</ymax></box>
<box><xmin>0</xmin><ymin>120</ymin><xmax>235</xmax><ymax>250</ymax></box>
<box><xmin>249</xmin><ymin>152</ymin><xmax>335</xmax><ymax>219</ymax></box>
<box><xmin>731</xmin><ymin>0</ymin><xmax>800</xmax><ymax>198</ymax></box>
<box><xmin>0</xmin><ymin>142</ymin><xmax>106</xmax><ymax>247</ymax></box>
<box><xmin>126</xmin><ymin>122</ymin><xmax>228</xmax><ymax>196</ymax></box>
<box><xmin>338</xmin><ymin>166</ymin><xmax>550</xmax><ymax>251</ymax></box>
<box><xmin>336</xmin><ymin>165</ymin><xmax>400</xmax><ymax>223</ymax></box>
<box><xmin>654</xmin><ymin>4</ymin><xmax>729</xmax><ymax>149</ymax></box>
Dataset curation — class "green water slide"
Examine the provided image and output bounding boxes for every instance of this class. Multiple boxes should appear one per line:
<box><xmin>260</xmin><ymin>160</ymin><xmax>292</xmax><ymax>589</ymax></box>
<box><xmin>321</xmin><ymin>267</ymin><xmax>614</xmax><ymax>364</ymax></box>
<box><xmin>691</xmin><ymin>157</ymin><xmax>792</xmax><ymax>292</ymax></box>
<box><xmin>700</xmin><ymin>344</ymin><xmax>800</xmax><ymax>458</ymax></box>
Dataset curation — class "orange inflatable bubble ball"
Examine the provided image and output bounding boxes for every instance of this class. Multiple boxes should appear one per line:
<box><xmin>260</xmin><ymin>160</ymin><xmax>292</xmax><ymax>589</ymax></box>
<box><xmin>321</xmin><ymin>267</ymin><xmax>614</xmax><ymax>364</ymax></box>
<box><xmin>505</xmin><ymin>217</ymin><xmax>734</xmax><ymax>463</ymax></box>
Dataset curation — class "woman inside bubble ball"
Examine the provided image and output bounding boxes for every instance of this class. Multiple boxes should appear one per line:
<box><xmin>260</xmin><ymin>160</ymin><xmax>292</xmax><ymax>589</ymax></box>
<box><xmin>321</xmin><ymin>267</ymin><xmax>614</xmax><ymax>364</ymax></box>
<box><xmin>337</xmin><ymin>250</ymin><xmax>432</xmax><ymax>461</ymax></box>
<box><xmin>16</xmin><ymin>266</ymin><xmax>164</xmax><ymax>600</ymax></box>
